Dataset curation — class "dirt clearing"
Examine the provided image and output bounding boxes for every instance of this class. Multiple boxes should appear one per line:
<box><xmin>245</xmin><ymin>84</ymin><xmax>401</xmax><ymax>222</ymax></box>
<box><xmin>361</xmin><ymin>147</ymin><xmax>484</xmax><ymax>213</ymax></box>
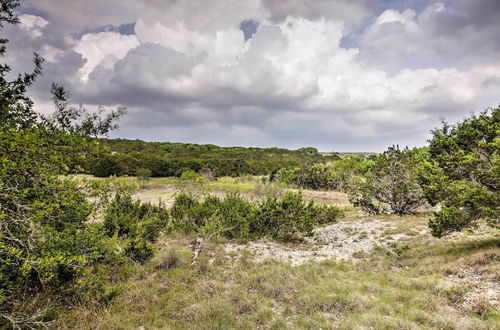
<box><xmin>225</xmin><ymin>217</ymin><xmax>410</xmax><ymax>265</ymax></box>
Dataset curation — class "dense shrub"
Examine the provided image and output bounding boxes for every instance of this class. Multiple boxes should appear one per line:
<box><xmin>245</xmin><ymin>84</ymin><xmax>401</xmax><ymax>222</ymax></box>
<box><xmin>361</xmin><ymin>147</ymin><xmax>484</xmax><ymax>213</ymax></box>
<box><xmin>204</xmin><ymin>194</ymin><xmax>256</xmax><ymax>239</ymax></box>
<box><xmin>103</xmin><ymin>191</ymin><xmax>169</xmax><ymax>243</ymax></box>
<box><xmin>273</xmin><ymin>156</ymin><xmax>375</xmax><ymax>191</ymax></box>
<box><xmin>170</xmin><ymin>191</ymin><xmax>343</xmax><ymax>242</ymax></box>
<box><xmin>316</xmin><ymin>204</ymin><xmax>345</xmax><ymax>225</ymax></box>
<box><xmin>135</xmin><ymin>167</ymin><xmax>152</xmax><ymax>181</ymax></box>
<box><xmin>93</xmin><ymin>155</ymin><xmax>123</xmax><ymax>177</ymax></box>
<box><xmin>124</xmin><ymin>238</ymin><xmax>155</xmax><ymax>263</ymax></box>
<box><xmin>274</xmin><ymin>164</ymin><xmax>335</xmax><ymax>190</ymax></box>
<box><xmin>253</xmin><ymin>192</ymin><xmax>319</xmax><ymax>241</ymax></box>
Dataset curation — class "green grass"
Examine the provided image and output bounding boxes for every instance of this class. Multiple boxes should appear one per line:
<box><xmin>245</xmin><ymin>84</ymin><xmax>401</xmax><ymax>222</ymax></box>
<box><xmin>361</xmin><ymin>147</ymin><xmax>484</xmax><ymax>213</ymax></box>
<box><xmin>210</xmin><ymin>178</ymin><xmax>255</xmax><ymax>191</ymax></box>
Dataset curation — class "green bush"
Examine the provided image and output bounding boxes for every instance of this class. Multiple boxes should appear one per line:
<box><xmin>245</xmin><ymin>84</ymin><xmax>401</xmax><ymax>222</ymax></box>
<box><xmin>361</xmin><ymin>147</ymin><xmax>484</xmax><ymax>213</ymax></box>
<box><xmin>140</xmin><ymin>216</ymin><xmax>168</xmax><ymax>242</ymax></box>
<box><xmin>124</xmin><ymin>238</ymin><xmax>154</xmax><ymax>263</ymax></box>
<box><xmin>273</xmin><ymin>157</ymin><xmax>375</xmax><ymax>192</ymax></box>
<box><xmin>170</xmin><ymin>193</ymin><xmax>203</xmax><ymax>232</ymax></box>
<box><xmin>254</xmin><ymin>191</ymin><xmax>318</xmax><ymax>241</ymax></box>
<box><xmin>136</xmin><ymin>167</ymin><xmax>152</xmax><ymax>181</ymax></box>
<box><xmin>204</xmin><ymin>194</ymin><xmax>256</xmax><ymax>239</ymax></box>
<box><xmin>428</xmin><ymin>181</ymin><xmax>497</xmax><ymax>237</ymax></box>
<box><xmin>93</xmin><ymin>155</ymin><xmax>123</xmax><ymax>177</ymax></box>
<box><xmin>103</xmin><ymin>191</ymin><xmax>169</xmax><ymax>241</ymax></box>
<box><xmin>316</xmin><ymin>204</ymin><xmax>345</xmax><ymax>225</ymax></box>
<box><xmin>171</xmin><ymin>191</ymin><xmax>343</xmax><ymax>242</ymax></box>
<box><xmin>426</xmin><ymin>108</ymin><xmax>499</xmax><ymax>237</ymax></box>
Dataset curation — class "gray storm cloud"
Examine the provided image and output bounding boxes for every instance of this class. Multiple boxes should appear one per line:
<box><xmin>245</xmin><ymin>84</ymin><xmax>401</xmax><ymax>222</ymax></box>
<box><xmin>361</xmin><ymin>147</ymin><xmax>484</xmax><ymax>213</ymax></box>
<box><xmin>4</xmin><ymin>0</ymin><xmax>500</xmax><ymax>151</ymax></box>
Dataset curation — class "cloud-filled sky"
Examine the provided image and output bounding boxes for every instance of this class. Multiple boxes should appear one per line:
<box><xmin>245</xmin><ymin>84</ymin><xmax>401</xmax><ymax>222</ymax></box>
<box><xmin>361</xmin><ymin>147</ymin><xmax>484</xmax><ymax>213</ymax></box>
<box><xmin>5</xmin><ymin>0</ymin><xmax>500</xmax><ymax>151</ymax></box>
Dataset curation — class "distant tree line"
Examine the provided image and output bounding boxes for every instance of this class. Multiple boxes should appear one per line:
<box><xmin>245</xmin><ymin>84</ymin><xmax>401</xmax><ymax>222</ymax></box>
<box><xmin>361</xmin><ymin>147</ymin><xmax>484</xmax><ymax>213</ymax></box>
<box><xmin>87</xmin><ymin>139</ymin><xmax>340</xmax><ymax>178</ymax></box>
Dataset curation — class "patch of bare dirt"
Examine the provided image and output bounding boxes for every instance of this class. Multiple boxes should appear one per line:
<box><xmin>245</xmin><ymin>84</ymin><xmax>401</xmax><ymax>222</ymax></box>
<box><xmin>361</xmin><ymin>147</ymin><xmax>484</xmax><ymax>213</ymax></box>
<box><xmin>225</xmin><ymin>218</ymin><xmax>410</xmax><ymax>266</ymax></box>
<box><xmin>446</xmin><ymin>268</ymin><xmax>499</xmax><ymax>311</ymax></box>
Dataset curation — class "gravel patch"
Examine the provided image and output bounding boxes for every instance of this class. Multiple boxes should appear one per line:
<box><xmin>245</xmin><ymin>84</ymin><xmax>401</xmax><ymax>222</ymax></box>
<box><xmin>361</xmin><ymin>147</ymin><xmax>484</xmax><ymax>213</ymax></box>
<box><xmin>445</xmin><ymin>267</ymin><xmax>500</xmax><ymax>310</ymax></box>
<box><xmin>225</xmin><ymin>218</ymin><xmax>409</xmax><ymax>266</ymax></box>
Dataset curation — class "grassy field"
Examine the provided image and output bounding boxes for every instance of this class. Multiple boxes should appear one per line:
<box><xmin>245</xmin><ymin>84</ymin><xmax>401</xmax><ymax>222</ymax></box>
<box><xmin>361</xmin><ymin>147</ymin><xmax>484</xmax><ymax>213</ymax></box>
<box><xmin>69</xmin><ymin>174</ymin><xmax>353</xmax><ymax>208</ymax></box>
<box><xmin>59</xmin><ymin>175</ymin><xmax>499</xmax><ymax>329</ymax></box>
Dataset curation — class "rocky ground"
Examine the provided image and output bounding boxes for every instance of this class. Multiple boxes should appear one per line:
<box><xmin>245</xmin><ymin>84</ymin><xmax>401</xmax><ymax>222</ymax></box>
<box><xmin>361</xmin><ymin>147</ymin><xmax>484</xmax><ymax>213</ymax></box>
<box><xmin>225</xmin><ymin>217</ymin><xmax>410</xmax><ymax>266</ymax></box>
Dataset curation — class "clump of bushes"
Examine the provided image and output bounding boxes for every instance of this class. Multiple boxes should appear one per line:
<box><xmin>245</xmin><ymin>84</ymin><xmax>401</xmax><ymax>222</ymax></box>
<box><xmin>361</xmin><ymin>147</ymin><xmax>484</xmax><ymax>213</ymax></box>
<box><xmin>170</xmin><ymin>191</ymin><xmax>343</xmax><ymax>242</ymax></box>
<box><xmin>273</xmin><ymin>156</ymin><xmax>375</xmax><ymax>191</ymax></box>
<box><xmin>103</xmin><ymin>192</ymin><xmax>169</xmax><ymax>240</ymax></box>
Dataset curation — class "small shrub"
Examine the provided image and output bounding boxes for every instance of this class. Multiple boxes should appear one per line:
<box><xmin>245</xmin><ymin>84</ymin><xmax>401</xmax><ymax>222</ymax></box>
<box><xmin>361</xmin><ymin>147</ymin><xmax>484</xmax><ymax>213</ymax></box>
<box><xmin>75</xmin><ymin>274</ymin><xmax>124</xmax><ymax>305</ymax></box>
<box><xmin>393</xmin><ymin>244</ymin><xmax>410</xmax><ymax>257</ymax></box>
<box><xmin>205</xmin><ymin>194</ymin><xmax>255</xmax><ymax>239</ymax></box>
<box><xmin>196</xmin><ymin>252</ymin><xmax>210</xmax><ymax>273</ymax></box>
<box><xmin>124</xmin><ymin>238</ymin><xmax>154</xmax><ymax>263</ymax></box>
<box><xmin>140</xmin><ymin>215</ymin><xmax>168</xmax><ymax>242</ymax></box>
<box><xmin>253</xmin><ymin>192</ymin><xmax>317</xmax><ymax>241</ymax></box>
<box><xmin>136</xmin><ymin>167</ymin><xmax>152</xmax><ymax>181</ymax></box>
<box><xmin>469</xmin><ymin>296</ymin><xmax>493</xmax><ymax>317</ymax></box>
<box><xmin>156</xmin><ymin>247</ymin><xmax>181</xmax><ymax>270</ymax></box>
<box><xmin>316</xmin><ymin>205</ymin><xmax>344</xmax><ymax>225</ymax></box>
<box><xmin>170</xmin><ymin>193</ymin><xmax>202</xmax><ymax>233</ymax></box>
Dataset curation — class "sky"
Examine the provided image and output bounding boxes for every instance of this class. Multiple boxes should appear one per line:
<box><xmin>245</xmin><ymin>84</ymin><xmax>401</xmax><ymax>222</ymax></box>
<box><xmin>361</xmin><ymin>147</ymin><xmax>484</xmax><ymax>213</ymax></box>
<box><xmin>4</xmin><ymin>0</ymin><xmax>500</xmax><ymax>151</ymax></box>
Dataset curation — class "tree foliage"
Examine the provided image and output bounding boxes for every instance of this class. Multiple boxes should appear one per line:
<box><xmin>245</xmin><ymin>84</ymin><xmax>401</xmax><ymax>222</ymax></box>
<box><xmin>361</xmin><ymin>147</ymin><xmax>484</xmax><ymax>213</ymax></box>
<box><xmin>347</xmin><ymin>146</ymin><xmax>426</xmax><ymax>215</ymax></box>
<box><xmin>273</xmin><ymin>156</ymin><xmax>374</xmax><ymax>191</ymax></box>
<box><xmin>87</xmin><ymin>138</ymin><xmax>337</xmax><ymax>178</ymax></box>
<box><xmin>426</xmin><ymin>107</ymin><xmax>499</xmax><ymax>237</ymax></box>
<box><xmin>0</xmin><ymin>2</ymin><xmax>126</xmax><ymax>326</ymax></box>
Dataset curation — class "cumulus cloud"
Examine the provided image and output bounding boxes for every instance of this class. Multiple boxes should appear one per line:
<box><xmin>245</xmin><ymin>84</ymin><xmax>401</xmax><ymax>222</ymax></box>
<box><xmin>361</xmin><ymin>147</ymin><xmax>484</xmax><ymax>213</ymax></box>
<box><xmin>4</xmin><ymin>0</ymin><xmax>500</xmax><ymax>151</ymax></box>
<box><xmin>360</xmin><ymin>0</ymin><xmax>500</xmax><ymax>69</ymax></box>
<box><xmin>74</xmin><ymin>32</ymin><xmax>139</xmax><ymax>81</ymax></box>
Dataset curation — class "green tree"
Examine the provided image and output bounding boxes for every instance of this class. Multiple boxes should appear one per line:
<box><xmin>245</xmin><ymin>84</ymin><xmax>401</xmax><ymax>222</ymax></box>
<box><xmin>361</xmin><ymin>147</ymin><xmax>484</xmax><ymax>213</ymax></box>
<box><xmin>348</xmin><ymin>146</ymin><xmax>426</xmax><ymax>214</ymax></box>
<box><xmin>426</xmin><ymin>108</ymin><xmax>499</xmax><ymax>237</ymax></box>
<box><xmin>0</xmin><ymin>2</ymin><xmax>126</xmax><ymax>326</ymax></box>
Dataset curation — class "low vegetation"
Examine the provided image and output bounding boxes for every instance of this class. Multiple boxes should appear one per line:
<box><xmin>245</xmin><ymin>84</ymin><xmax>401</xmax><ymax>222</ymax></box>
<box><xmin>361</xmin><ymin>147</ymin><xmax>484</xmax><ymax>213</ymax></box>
<box><xmin>347</xmin><ymin>146</ymin><xmax>426</xmax><ymax>215</ymax></box>
<box><xmin>56</xmin><ymin>221</ymin><xmax>499</xmax><ymax>330</ymax></box>
<box><xmin>170</xmin><ymin>191</ymin><xmax>343</xmax><ymax>241</ymax></box>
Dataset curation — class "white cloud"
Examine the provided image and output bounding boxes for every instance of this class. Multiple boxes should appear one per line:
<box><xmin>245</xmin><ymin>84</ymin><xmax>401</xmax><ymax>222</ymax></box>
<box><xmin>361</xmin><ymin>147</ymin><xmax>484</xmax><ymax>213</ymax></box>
<box><xmin>361</xmin><ymin>1</ymin><xmax>500</xmax><ymax>68</ymax></box>
<box><xmin>74</xmin><ymin>32</ymin><xmax>139</xmax><ymax>81</ymax></box>
<box><xmin>18</xmin><ymin>14</ymin><xmax>48</xmax><ymax>38</ymax></box>
<box><xmin>262</xmin><ymin>0</ymin><xmax>376</xmax><ymax>28</ymax></box>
